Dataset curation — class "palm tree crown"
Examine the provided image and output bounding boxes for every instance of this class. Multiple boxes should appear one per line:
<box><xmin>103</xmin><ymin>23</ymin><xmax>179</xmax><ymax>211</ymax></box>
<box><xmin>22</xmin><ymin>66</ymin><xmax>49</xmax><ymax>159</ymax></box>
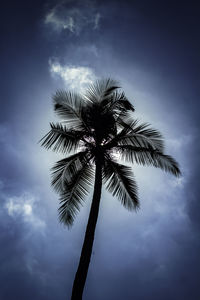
<box><xmin>40</xmin><ymin>78</ymin><xmax>180</xmax><ymax>227</ymax></box>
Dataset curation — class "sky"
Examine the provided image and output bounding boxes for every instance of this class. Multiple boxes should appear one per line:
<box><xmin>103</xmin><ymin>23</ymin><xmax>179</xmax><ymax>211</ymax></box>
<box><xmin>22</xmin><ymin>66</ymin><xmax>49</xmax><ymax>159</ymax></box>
<box><xmin>1</xmin><ymin>1</ymin><xmax>200</xmax><ymax>299</ymax></box>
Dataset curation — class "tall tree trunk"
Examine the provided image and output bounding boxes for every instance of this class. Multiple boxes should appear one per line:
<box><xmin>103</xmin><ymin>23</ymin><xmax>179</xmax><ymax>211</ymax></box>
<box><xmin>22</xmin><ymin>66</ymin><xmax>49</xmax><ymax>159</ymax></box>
<box><xmin>71</xmin><ymin>159</ymin><xmax>102</xmax><ymax>300</ymax></box>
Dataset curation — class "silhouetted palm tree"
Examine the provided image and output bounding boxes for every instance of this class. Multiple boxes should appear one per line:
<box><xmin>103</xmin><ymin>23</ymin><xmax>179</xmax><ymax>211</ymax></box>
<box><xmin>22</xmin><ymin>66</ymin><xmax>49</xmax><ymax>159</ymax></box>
<box><xmin>40</xmin><ymin>79</ymin><xmax>181</xmax><ymax>300</ymax></box>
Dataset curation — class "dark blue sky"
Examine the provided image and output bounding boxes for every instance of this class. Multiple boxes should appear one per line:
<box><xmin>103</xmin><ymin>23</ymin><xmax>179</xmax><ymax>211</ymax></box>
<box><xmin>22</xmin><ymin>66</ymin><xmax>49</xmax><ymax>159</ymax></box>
<box><xmin>1</xmin><ymin>1</ymin><xmax>200</xmax><ymax>299</ymax></box>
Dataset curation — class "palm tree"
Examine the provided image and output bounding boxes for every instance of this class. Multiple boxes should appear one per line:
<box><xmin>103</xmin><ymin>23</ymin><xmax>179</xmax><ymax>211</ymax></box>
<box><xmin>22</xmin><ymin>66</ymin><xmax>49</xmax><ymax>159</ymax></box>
<box><xmin>40</xmin><ymin>79</ymin><xmax>181</xmax><ymax>300</ymax></box>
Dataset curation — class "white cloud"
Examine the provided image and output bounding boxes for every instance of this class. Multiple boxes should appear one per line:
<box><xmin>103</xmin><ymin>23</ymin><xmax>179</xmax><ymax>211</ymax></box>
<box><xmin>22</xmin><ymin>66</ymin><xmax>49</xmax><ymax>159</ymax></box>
<box><xmin>49</xmin><ymin>59</ymin><xmax>96</xmax><ymax>92</ymax></box>
<box><xmin>5</xmin><ymin>192</ymin><xmax>46</xmax><ymax>230</ymax></box>
<box><xmin>44</xmin><ymin>1</ymin><xmax>100</xmax><ymax>35</ymax></box>
<box><xmin>6</xmin><ymin>200</ymin><xmax>32</xmax><ymax>217</ymax></box>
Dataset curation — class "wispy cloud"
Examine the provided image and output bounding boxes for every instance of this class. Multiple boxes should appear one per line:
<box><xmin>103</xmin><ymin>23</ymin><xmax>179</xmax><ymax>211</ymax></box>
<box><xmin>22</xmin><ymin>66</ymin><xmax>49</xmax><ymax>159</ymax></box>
<box><xmin>44</xmin><ymin>1</ymin><xmax>101</xmax><ymax>35</ymax></box>
<box><xmin>94</xmin><ymin>12</ymin><xmax>101</xmax><ymax>29</ymax></box>
<box><xmin>49</xmin><ymin>59</ymin><xmax>96</xmax><ymax>91</ymax></box>
<box><xmin>166</xmin><ymin>134</ymin><xmax>193</xmax><ymax>151</ymax></box>
<box><xmin>169</xmin><ymin>176</ymin><xmax>185</xmax><ymax>188</ymax></box>
<box><xmin>45</xmin><ymin>8</ymin><xmax>75</xmax><ymax>33</ymax></box>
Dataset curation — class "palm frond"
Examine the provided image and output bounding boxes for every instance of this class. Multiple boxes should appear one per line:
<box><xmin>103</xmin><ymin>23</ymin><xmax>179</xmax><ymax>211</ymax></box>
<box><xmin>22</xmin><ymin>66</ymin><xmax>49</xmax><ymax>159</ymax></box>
<box><xmin>152</xmin><ymin>152</ymin><xmax>181</xmax><ymax>176</ymax></box>
<box><xmin>39</xmin><ymin>123</ymin><xmax>84</xmax><ymax>153</ymax></box>
<box><xmin>84</xmin><ymin>78</ymin><xmax>120</xmax><ymax>103</ymax></box>
<box><xmin>129</xmin><ymin>120</ymin><xmax>164</xmax><ymax>151</ymax></box>
<box><xmin>103</xmin><ymin>159</ymin><xmax>139</xmax><ymax>210</ymax></box>
<box><xmin>51</xmin><ymin>151</ymin><xmax>90</xmax><ymax>193</ymax></box>
<box><xmin>117</xmin><ymin>145</ymin><xmax>181</xmax><ymax>176</ymax></box>
<box><xmin>53</xmin><ymin>90</ymin><xmax>88</xmax><ymax>130</ymax></box>
<box><xmin>58</xmin><ymin>163</ymin><xmax>94</xmax><ymax>227</ymax></box>
<box><xmin>102</xmin><ymin>91</ymin><xmax>135</xmax><ymax>117</ymax></box>
<box><xmin>104</xmin><ymin>119</ymin><xmax>164</xmax><ymax>151</ymax></box>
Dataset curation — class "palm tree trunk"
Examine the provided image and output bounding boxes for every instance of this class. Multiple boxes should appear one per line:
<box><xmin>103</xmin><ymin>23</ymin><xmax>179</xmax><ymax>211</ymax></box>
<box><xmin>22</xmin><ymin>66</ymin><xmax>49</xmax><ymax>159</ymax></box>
<box><xmin>71</xmin><ymin>159</ymin><xmax>102</xmax><ymax>300</ymax></box>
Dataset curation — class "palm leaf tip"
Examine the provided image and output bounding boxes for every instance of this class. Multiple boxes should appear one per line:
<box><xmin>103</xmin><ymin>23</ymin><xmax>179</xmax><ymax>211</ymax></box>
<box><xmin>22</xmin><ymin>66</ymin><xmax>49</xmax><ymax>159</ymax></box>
<box><xmin>117</xmin><ymin>145</ymin><xmax>181</xmax><ymax>177</ymax></box>
<box><xmin>103</xmin><ymin>160</ymin><xmax>139</xmax><ymax>210</ymax></box>
<box><xmin>58</xmin><ymin>199</ymin><xmax>74</xmax><ymax>227</ymax></box>
<box><xmin>103</xmin><ymin>86</ymin><xmax>120</xmax><ymax>97</ymax></box>
<box><xmin>58</xmin><ymin>196</ymin><xmax>78</xmax><ymax>228</ymax></box>
<box><xmin>85</xmin><ymin>78</ymin><xmax>120</xmax><ymax>102</ymax></box>
<box><xmin>152</xmin><ymin>153</ymin><xmax>181</xmax><ymax>177</ymax></box>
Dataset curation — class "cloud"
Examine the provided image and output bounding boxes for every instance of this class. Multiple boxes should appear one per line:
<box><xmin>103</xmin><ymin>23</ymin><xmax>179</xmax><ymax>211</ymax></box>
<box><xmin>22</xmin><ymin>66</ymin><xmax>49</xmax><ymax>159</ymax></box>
<box><xmin>6</xmin><ymin>199</ymin><xmax>32</xmax><ymax>216</ymax></box>
<box><xmin>5</xmin><ymin>192</ymin><xmax>46</xmax><ymax>230</ymax></box>
<box><xmin>94</xmin><ymin>13</ymin><xmax>101</xmax><ymax>29</ymax></box>
<box><xmin>49</xmin><ymin>59</ymin><xmax>96</xmax><ymax>91</ymax></box>
<box><xmin>44</xmin><ymin>1</ymin><xmax>101</xmax><ymax>34</ymax></box>
<box><xmin>45</xmin><ymin>8</ymin><xmax>75</xmax><ymax>33</ymax></box>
